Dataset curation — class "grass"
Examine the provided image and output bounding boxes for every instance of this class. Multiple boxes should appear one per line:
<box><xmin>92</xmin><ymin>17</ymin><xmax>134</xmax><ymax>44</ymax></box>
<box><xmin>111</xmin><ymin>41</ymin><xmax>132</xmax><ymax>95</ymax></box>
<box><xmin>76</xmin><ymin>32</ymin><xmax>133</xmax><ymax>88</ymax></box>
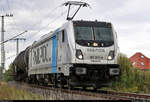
<box><xmin>0</xmin><ymin>81</ymin><xmax>47</xmax><ymax>100</ymax></box>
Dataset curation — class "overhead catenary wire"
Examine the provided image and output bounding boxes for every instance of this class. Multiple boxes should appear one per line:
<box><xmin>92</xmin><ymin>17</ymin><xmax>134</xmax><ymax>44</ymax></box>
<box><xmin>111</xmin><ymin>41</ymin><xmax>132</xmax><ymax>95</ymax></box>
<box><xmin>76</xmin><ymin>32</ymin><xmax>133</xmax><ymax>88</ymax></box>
<box><xmin>3</xmin><ymin>1</ymin><xmax>67</xmax><ymax>70</ymax></box>
<box><xmin>26</xmin><ymin>5</ymin><xmax>62</xmax><ymax>31</ymax></box>
<box><xmin>23</xmin><ymin>0</ymin><xmax>89</xmax><ymax>48</ymax></box>
<box><xmin>0</xmin><ymin>0</ymin><xmax>67</xmax><ymax>69</ymax></box>
<box><xmin>3</xmin><ymin>0</ymin><xmax>89</xmax><ymax>51</ymax></box>
<box><xmin>2</xmin><ymin>1</ymin><xmax>66</xmax><ymax>63</ymax></box>
<box><xmin>32</xmin><ymin>3</ymin><xmax>80</xmax><ymax>35</ymax></box>
<box><xmin>26</xmin><ymin>0</ymin><xmax>85</xmax><ymax>35</ymax></box>
<box><xmin>3</xmin><ymin>0</ymin><xmax>88</xmax><ymax>64</ymax></box>
<box><xmin>33</xmin><ymin>9</ymin><xmax>67</xmax><ymax>35</ymax></box>
<box><xmin>4</xmin><ymin>0</ymin><xmax>86</xmax><ymax>39</ymax></box>
<box><xmin>4</xmin><ymin>0</ymin><xmax>61</xmax><ymax>36</ymax></box>
<box><xmin>23</xmin><ymin>1</ymin><xmax>68</xmax><ymax>34</ymax></box>
<box><xmin>0</xmin><ymin>30</ymin><xmax>27</xmax><ymax>45</ymax></box>
<box><xmin>2</xmin><ymin>0</ymin><xmax>87</xmax><ymax>45</ymax></box>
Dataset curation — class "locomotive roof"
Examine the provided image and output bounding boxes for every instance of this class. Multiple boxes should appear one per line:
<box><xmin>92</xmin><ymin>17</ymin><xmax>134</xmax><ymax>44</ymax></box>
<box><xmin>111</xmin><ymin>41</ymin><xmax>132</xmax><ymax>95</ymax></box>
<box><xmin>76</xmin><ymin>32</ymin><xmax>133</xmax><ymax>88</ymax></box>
<box><xmin>73</xmin><ymin>20</ymin><xmax>112</xmax><ymax>28</ymax></box>
<box><xmin>31</xmin><ymin>31</ymin><xmax>55</xmax><ymax>47</ymax></box>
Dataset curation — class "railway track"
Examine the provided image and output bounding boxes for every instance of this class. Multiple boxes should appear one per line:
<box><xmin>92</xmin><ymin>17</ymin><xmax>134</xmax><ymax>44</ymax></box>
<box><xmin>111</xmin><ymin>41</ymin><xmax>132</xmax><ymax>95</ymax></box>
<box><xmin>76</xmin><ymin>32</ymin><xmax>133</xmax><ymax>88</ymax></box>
<box><xmin>28</xmin><ymin>84</ymin><xmax>129</xmax><ymax>100</ymax></box>
<box><xmin>7</xmin><ymin>81</ymin><xmax>150</xmax><ymax>101</ymax></box>
<box><xmin>97</xmin><ymin>90</ymin><xmax>150</xmax><ymax>100</ymax></box>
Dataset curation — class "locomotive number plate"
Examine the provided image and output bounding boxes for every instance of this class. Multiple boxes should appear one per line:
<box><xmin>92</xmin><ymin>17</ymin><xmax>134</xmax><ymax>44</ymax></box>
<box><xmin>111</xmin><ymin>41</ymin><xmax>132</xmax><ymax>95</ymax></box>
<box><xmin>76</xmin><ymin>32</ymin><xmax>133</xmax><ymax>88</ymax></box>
<box><xmin>91</xmin><ymin>59</ymin><xmax>101</xmax><ymax>62</ymax></box>
<box><xmin>90</xmin><ymin>56</ymin><xmax>103</xmax><ymax>62</ymax></box>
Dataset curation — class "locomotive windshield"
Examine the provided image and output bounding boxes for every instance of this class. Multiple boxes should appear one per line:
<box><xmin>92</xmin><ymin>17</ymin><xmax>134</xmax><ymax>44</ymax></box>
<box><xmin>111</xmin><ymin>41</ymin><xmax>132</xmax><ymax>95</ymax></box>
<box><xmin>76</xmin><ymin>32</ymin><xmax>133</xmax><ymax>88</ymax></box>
<box><xmin>74</xmin><ymin>26</ymin><xmax>93</xmax><ymax>40</ymax></box>
<box><xmin>94</xmin><ymin>27</ymin><xmax>113</xmax><ymax>41</ymax></box>
<box><xmin>74</xmin><ymin>26</ymin><xmax>113</xmax><ymax>42</ymax></box>
<box><xmin>74</xmin><ymin>23</ymin><xmax>114</xmax><ymax>47</ymax></box>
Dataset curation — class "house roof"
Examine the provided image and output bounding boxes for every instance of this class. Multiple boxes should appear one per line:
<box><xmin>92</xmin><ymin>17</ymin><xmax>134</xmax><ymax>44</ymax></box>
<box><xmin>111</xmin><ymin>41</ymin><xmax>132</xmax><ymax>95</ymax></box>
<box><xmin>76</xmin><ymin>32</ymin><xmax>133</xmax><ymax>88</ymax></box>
<box><xmin>129</xmin><ymin>52</ymin><xmax>150</xmax><ymax>69</ymax></box>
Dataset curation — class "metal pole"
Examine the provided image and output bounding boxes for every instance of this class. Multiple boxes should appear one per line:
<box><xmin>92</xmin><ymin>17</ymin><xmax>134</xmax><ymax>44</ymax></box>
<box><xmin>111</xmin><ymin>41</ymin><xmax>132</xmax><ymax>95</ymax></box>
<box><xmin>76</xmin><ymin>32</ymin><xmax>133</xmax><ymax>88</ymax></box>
<box><xmin>16</xmin><ymin>39</ymin><xmax>19</xmax><ymax>55</ymax></box>
<box><xmin>67</xmin><ymin>4</ymin><xmax>71</xmax><ymax>20</ymax></box>
<box><xmin>0</xmin><ymin>14</ymin><xmax>13</xmax><ymax>81</ymax></box>
<box><xmin>1</xmin><ymin>16</ymin><xmax>5</xmax><ymax>80</ymax></box>
<box><xmin>9</xmin><ymin>38</ymin><xmax>26</xmax><ymax>56</ymax></box>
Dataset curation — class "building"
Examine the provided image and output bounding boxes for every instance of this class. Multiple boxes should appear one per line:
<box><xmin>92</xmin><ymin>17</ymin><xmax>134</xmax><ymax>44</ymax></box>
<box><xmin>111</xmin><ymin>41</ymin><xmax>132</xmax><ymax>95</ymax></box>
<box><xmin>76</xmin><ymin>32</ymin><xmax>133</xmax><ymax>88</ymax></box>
<box><xmin>129</xmin><ymin>52</ymin><xmax>150</xmax><ymax>70</ymax></box>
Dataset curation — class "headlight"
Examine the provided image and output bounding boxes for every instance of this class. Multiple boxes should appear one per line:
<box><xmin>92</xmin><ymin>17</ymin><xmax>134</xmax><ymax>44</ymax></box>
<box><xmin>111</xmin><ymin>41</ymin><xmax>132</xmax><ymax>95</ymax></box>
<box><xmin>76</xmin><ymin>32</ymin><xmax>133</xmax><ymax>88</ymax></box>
<box><xmin>78</xmin><ymin>55</ymin><xmax>83</xmax><ymax>59</ymax></box>
<box><xmin>108</xmin><ymin>56</ymin><xmax>112</xmax><ymax>60</ymax></box>
<box><xmin>108</xmin><ymin>50</ymin><xmax>115</xmax><ymax>60</ymax></box>
<box><xmin>76</xmin><ymin>67</ymin><xmax>86</xmax><ymax>75</ymax></box>
<box><xmin>76</xmin><ymin>49</ymin><xmax>84</xmax><ymax>60</ymax></box>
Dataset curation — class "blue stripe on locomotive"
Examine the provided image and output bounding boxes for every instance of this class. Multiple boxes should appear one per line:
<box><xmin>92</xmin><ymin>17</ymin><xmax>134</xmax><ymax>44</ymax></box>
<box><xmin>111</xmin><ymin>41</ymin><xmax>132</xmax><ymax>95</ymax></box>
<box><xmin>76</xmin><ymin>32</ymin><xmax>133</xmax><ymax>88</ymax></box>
<box><xmin>52</xmin><ymin>29</ymin><xmax>59</xmax><ymax>73</ymax></box>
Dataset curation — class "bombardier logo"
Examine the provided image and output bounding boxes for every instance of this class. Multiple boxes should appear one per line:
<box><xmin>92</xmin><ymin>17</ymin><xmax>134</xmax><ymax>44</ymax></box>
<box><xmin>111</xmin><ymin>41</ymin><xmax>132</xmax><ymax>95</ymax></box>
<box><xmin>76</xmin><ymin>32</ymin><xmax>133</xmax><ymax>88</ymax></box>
<box><xmin>87</xmin><ymin>48</ymin><xmax>105</xmax><ymax>52</ymax></box>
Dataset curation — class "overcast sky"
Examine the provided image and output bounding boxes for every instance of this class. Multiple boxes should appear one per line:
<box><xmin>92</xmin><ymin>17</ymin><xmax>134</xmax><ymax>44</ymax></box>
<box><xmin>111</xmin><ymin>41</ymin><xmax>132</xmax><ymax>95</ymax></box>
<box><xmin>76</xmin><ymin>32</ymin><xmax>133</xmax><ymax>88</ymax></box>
<box><xmin>0</xmin><ymin>0</ymin><xmax>150</xmax><ymax>69</ymax></box>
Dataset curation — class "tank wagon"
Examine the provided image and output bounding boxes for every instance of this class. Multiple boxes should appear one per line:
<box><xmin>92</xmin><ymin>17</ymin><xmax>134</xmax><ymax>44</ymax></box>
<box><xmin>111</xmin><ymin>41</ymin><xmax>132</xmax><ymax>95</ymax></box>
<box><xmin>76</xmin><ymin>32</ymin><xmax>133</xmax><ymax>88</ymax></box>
<box><xmin>12</xmin><ymin>47</ymin><xmax>30</xmax><ymax>81</ymax></box>
<box><xmin>12</xmin><ymin>20</ymin><xmax>120</xmax><ymax>89</ymax></box>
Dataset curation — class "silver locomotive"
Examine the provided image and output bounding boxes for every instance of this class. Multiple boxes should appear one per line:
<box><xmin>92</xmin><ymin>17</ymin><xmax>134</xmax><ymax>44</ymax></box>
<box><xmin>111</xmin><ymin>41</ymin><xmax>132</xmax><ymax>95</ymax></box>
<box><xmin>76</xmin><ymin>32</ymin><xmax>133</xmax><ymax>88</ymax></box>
<box><xmin>13</xmin><ymin>20</ymin><xmax>120</xmax><ymax>89</ymax></box>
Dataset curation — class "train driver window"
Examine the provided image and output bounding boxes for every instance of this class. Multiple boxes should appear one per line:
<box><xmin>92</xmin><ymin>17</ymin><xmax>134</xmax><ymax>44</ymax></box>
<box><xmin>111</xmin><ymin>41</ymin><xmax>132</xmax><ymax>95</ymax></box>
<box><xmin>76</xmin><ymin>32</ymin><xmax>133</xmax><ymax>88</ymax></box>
<box><xmin>62</xmin><ymin>30</ymin><xmax>65</xmax><ymax>42</ymax></box>
<box><xmin>57</xmin><ymin>32</ymin><xmax>59</xmax><ymax>40</ymax></box>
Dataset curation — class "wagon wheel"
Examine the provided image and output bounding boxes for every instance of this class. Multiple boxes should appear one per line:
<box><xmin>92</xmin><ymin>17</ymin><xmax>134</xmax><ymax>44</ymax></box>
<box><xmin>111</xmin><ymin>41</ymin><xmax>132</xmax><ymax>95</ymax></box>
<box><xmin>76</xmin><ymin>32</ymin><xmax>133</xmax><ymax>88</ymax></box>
<box><xmin>83</xmin><ymin>86</ymin><xmax>87</xmax><ymax>90</ymax></box>
<box><xmin>42</xmin><ymin>79</ymin><xmax>48</xmax><ymax>86</ymax></box>
<box><xmin>25</xmin><ymin>77</ymin><xmax>30</xmax><ymax>83</ymax></box>
<box><xmin>67</xmin><ymin>78</ymin><xmax>72</xmax><ymax>90</ymax></box>
<box><xmin>93</xmin><ymin>87</ymin><xmax>97</xmax><ymax>91</ymax></box>
<box><xmin>51</xmin><ymin>74</ymin><xmax>58</xmax><ymax>88</ymax></box>
<box><xmin>58</xmin><ymin>77</ymin><xmax>65</xmax><ymax>88</ymax></box>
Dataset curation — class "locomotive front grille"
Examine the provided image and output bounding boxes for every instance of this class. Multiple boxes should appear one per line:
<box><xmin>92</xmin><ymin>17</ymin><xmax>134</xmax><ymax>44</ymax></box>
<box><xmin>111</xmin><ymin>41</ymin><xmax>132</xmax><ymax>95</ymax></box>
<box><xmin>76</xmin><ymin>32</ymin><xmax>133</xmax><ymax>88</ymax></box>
<box><xmin>109</xmin><ymin>68</ymin><xmax>120</xmax><ymax>75</ymax></box>
<box><xmin>75</xmin><ymin>67</ymin><xmax>86</xmax><ymax>75</ymax></box>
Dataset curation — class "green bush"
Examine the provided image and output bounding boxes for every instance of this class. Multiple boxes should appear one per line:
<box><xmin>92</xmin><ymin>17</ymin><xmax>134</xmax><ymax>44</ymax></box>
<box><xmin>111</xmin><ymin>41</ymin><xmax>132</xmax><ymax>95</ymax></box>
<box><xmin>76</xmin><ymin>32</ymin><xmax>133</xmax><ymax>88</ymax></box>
<box><xmin>111</xmin><ymin>53</ymin><xmax>150</xmax><ymax>93</ymax></box>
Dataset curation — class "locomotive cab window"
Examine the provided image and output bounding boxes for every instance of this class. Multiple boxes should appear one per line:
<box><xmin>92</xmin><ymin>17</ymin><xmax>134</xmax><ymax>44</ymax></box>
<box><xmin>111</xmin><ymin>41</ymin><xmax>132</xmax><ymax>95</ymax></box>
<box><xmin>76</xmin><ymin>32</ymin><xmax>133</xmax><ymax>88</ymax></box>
<box><xmin>57</xmin><ymin>32</ymin><xmax>59</xmax><ymax>40</ymax></box>
<box><xmin>62</xmin><ymin>30</ymin><xmax>65</xmax><ymax>42</ymax></box>
<box><xmin>73</xmin><ymin>21</ymin><xmax>114</xmax><ymax>47</ymax></box>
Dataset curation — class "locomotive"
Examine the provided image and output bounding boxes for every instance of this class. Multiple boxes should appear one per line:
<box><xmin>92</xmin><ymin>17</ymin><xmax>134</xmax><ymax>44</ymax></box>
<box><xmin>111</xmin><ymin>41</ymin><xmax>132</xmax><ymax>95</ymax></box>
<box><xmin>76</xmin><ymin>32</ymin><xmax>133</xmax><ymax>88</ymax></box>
<box><xmin>12</xmin><ymin>20</ymin><xmax>120</xmax><ymax>89</ymax></box>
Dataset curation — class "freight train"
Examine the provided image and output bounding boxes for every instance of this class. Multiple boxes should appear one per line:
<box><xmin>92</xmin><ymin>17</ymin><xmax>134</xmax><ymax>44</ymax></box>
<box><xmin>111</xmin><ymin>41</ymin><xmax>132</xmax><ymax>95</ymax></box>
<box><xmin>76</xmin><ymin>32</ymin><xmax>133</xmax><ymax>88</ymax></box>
<box><xmin>12</xmin><ymin>20</ymin><xmax>120</xmax><ymax>89</ymax></box>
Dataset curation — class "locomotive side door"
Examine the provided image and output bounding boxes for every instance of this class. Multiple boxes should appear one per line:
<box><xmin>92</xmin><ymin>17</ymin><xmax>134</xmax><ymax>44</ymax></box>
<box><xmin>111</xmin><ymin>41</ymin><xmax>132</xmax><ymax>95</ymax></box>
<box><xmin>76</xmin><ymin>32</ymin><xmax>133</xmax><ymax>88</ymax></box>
<box><xmin>57</xmin><ymin>31</ymin><xmax>63</xmax><ymax>72</ymax></box>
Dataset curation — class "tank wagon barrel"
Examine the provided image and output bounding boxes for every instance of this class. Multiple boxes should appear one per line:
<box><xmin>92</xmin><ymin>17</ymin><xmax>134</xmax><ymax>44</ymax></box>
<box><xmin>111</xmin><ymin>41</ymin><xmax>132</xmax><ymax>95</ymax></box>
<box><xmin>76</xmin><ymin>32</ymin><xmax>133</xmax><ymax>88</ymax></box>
<box><xmin>12</xmin><ymin>47</ymin><xmax>30</xmax><ymax>81</ymax></box>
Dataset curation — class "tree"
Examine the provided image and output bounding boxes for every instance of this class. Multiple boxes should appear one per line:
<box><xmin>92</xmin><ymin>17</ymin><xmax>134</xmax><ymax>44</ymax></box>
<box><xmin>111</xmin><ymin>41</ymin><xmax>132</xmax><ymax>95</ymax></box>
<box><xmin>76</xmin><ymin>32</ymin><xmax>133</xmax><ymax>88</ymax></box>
<box><xmin>4</xmin><ymin>63</ymin><xmax>13</xmax><ymax>81</ymax></box>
